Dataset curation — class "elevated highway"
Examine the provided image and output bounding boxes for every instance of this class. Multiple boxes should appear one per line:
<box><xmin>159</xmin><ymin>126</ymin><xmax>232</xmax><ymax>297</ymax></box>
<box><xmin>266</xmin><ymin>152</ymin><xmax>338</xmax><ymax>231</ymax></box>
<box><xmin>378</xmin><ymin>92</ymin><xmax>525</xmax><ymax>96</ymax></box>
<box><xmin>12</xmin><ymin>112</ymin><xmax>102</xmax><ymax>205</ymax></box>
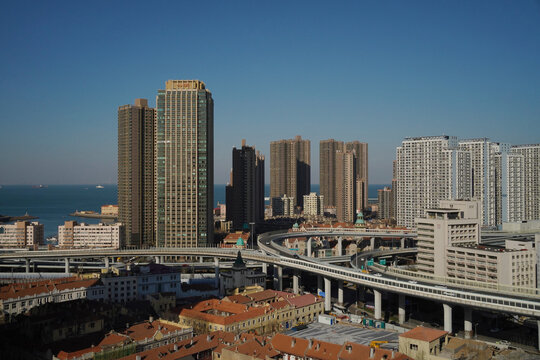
<box><xmin>0</xmin><ymin>227</ymin><xmax>539</xmax><ymax>345</ymax></box>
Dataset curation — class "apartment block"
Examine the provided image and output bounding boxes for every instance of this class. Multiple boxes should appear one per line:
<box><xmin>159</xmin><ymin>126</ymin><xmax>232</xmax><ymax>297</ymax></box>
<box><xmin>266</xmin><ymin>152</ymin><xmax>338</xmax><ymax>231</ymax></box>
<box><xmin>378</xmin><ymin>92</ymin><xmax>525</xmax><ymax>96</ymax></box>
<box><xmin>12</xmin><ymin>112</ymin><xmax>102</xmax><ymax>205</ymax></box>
<box><xmin>58</xmin><ymin>221</ymin><xmax>124</xmax><ymax>249</ymax></box>
<box><xmin>335</xmin><ymin>150</ymin><xmax>356</xmax><ymax>223</ymax></box>
<box><xmin>446</xmin><ymin>240</ymin><xmax>536</xmax><ymax>287</ymax></box>
<box><xmin>270</xmin><ymin>136</ymin><xmax>310</xmax><ymax>209</ymax></box>
<box><xmin>303</xmin><ymin>192</ymin><xmax>324</xmax><ymax>216</ymax></box>
<box><xmin>226</xmin><ymin>139</ymin><xmax>264</xmax><ymax>230</ymax></box>
<box><xmin>271</xmin><ymin>195</ymin><xmax>295</xmax><ymax>217</ymax></box>
<box><xmin>0</xmin><ymin>221</ymin><xmax>44</xmax><ymax>248</ymax></box>
<box><xmin>155</xmin><ymin>80</ymin><xmax>214</xmax><ymax>247</ymax></box>
<box><xmin>396</xmin><ymin>136</ymin><xmax>466</xmax><ymax>228</ymax></box>
<box><xmin>118</xmin><ymin>98</ymin><xmax>155</xmax><ymax>248</ymax></box>
<box><xmin>512</xmin><ymin>144</ymin><xmax>540</xmax><ymax>222</ymax></box>
<box><xmin>377</xmin><ymin>186</ymin><xmax>393</xmax><ymax>220</ymax></box>
<box><xmin>416</xmin><ymin>204</ymin><xmax>481</xmax><ymax>277</ymax></box>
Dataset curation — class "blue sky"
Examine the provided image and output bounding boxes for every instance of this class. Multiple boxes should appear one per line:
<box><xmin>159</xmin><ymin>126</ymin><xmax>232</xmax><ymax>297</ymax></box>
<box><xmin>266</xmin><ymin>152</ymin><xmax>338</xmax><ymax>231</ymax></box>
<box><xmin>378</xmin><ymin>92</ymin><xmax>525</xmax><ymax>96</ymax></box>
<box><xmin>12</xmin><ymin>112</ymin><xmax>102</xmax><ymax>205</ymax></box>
<box><xmin>1</xmin><ymin>1</ymin><xmax>539</xmax><ymax>185</ymax></box>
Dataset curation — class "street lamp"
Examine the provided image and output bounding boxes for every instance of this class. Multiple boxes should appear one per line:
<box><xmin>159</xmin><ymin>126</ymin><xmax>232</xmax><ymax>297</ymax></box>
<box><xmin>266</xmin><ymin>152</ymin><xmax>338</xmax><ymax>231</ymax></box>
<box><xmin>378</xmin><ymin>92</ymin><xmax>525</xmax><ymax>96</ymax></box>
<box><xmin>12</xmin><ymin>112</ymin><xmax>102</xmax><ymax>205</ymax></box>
<box><xmin>249</xmin><ymin>222</ymin><xmax>255</xmax><ymax>249</ymax></box>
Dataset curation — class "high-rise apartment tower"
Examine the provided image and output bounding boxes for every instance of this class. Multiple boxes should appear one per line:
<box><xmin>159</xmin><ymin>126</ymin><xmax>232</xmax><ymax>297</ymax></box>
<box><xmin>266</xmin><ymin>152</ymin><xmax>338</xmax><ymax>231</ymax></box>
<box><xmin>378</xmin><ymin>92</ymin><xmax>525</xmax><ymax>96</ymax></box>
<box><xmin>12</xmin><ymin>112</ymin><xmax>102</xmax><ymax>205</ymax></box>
<box><xmin>155</xmin><ymin>80</ymin><xmax>214</xmax><ymax>247</ymax></box>
<box><xmin>118</xmin><ymin>99</ymin><xmax>155</xmax><ymax>248</ymax></box>
<box><xmin>226</xmin><ymin>139</ymin><xmax>265</xmax><ymax>230</ymax></box>
<box><xmin>270</xmin><ymin>136</ymin><xmax>310</xmax><ymax>209</ymax></box>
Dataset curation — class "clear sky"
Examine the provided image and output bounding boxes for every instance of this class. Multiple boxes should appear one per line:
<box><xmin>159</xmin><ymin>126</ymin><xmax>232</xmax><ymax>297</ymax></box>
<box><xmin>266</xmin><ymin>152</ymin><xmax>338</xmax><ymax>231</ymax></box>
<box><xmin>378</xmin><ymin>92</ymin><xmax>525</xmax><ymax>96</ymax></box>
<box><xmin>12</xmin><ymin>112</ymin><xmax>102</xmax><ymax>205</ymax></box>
<box><xmin>1</xmin><ymin>1</ymin><xmax>539</xmax><ymax>185</ymax></box>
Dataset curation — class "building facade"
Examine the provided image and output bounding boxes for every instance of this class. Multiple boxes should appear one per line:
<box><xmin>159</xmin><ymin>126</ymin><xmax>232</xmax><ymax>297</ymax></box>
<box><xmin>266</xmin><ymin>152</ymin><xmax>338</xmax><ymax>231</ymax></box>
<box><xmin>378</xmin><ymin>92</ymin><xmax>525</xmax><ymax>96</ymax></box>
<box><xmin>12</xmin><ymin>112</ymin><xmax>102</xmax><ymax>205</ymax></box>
<box><xmin>118</xmin><ymin>98</ymin><xmax>155</xmax><ymax>248</ymax></box>
<box><xmin>511</xmin><ymin>144</ymin><xmax>540</xmax><ymax>222</ymax></box>
<box><xmin>396</xmin><ymin>136</ymin><xmax>471</xmax><ymax>228</ymax></box>
<box><xmin>155</xmin><ymin>80</ymin><xmax>214</xmax><ymax>247</ymax></box>
<box><xmin>377</xmin><ymin>186</ymin><xmax>393</xmax><ymax>220</ymax></box>
<box><xmin>226</xmin><ymin>139</ymin><xmax>264</xmax><ymax>230</ymax></box>
<box><xmin>335</xmin><ymin>150</ymin><xmax>356</xmax><ymax>223</ymax></box>
<box><xmin>270</xmin><ymin>136</ymin><xmax>310</xmax><ymax>209</ymax></box>
<box><xmin>58</xmin><ymin>221</ymin><xmax>124</xmax><ymax>249</ymax></box>
<box><xmin>416</xmin><ymin>204</ymin><xmax>481</xmax><ymax>277</ymax></box>
<box><xmin>303</xmin><ymin>192</ymin><xmax>324</xmax><ymax>216</ymax></box>
<box><xmin>319</xmin><ymin>139</ymin><xmax>368</xmax><ymax>212</ymax></box>
<box><xmin>0</xmin><ymin>221</ymin><xmax>44</xmax><ymax>248</ymax></box>
<box><xmin>271</xmin><ymin>195</ymin><xmax>295</xmax><ymax>217</ymax></box>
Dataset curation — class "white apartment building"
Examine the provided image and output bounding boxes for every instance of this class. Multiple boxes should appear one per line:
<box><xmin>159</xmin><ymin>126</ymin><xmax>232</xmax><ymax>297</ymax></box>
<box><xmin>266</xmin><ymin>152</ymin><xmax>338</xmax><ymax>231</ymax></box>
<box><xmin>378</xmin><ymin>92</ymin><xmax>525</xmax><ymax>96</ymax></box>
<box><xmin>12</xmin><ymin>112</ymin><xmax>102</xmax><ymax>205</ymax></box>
<box><xmin>303</xmin><ymin>192</ymin><xmax>324</xmax><ymax>216</ymax></box>
<box><xmin>0</xmin><ymin>221</ymin><xmax>44</xmax><ymax>248</ymax></box>
<box><xmin>447</xmin><ymin>240</ymin><xmax>536</xmax><ymax>287</ymax></box>
<box><xmin>396</xmin><ymin>136</ymin><xmax>471</xmax><ymax>228</ymax></box>
<box><xmin>100</xmin><ymin>264</ymin><xmax>184</xmax><ymax>302</ymax></box>
<box><xmin>396</xmin><ymin>136</ymin><xmax>537</xmax><ymax>229</ymax></box>
<box><xmin>58</xmin><ymin>221</ymin><xmax>124</xmax><ymax>249</ymax></box>
<box><xmin>511</xmin><ymin>144</ymin><xmax>540</xmax><ymax>222</ymax></box>
<box><xmin>416</xmin><ymin>203</ymin><xmax>480</xmax><ymax>277</ymax></box>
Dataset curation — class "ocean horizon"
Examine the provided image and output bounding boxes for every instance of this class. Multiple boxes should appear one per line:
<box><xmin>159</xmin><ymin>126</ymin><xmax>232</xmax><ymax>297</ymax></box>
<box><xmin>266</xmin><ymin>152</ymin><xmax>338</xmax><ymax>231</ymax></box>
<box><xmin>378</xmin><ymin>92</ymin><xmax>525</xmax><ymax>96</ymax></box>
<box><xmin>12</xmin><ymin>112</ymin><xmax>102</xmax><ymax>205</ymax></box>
<box><xmin>0</xmin><ymin>184</ymin><xmax>389</xmax><ymax>237</ymax></box>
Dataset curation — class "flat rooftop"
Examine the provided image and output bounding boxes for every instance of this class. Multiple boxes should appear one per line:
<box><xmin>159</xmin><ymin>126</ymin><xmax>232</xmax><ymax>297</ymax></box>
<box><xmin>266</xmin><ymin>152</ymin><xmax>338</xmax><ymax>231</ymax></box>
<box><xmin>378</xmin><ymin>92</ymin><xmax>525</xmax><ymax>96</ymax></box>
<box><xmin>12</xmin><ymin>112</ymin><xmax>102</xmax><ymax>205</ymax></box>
<box><xmin>285</xmin><ymin>322</ymin><xmax>399</xmax><ymax>348</ymax></box>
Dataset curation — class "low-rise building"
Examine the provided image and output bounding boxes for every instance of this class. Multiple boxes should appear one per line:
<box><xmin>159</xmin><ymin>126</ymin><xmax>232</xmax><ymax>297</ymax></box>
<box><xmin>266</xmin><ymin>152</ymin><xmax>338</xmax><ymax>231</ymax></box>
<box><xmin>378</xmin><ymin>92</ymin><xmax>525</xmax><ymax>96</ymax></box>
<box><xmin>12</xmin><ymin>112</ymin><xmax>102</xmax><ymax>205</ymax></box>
<box><xmin>220</xmin><ymin>252</ymin><xmax>266</xmax><ymax>295</ymax></box>
<box><xmin>100</xmin><ymin>263</ymin><xmax>185</xmax><ymax>302</ymax></box>
<box><xmin>0</xmin><ymin>277</ymin><xmax>105</xmax><ymax>317</ymax></box>
<box><xmin>446</xmin><ymin>240</ymin><xmax>536</xmax><ymax>287</ymax></box>
<box><xmin>0</xmin><ymin>221</ymin><xmax>44</xmax><ymax>248</ymax></box>
<box><xmin>399</xmin><ymin>326</ymin><xmax>449</xmax><ymax>359</ymax></box>
<box><xmin>55</xmin><ymin>319</ymin><xmax>192</xmax><ymax>360</ymax></box>
<box><xmin>101</xmin><ymin>204</ymin><xmax>118</xmax><ymax>216</ymax></box>
<box><xmin>58</xmin><ymin>221</ymin><xmax>124</xmax><ymax>249</ymax></box>
<box><xmin>220</xmin><ymin>232</ymin><xmax>250</xmax><ymax>249</ymax></box>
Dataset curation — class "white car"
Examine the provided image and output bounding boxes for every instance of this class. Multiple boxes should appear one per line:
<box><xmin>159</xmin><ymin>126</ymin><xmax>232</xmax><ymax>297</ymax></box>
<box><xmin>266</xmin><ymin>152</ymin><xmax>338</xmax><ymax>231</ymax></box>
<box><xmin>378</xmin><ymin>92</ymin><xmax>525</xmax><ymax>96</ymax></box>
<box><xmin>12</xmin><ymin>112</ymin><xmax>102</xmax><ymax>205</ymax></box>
<box><xmin>374</xmin><ymin>273</ymin><xmax>383</xmax><ymax>277</ymax></box>
<box><xmin>408</xmin><ymin>280</ymin><xmax>418</xmax><ymax>284</ymax></box>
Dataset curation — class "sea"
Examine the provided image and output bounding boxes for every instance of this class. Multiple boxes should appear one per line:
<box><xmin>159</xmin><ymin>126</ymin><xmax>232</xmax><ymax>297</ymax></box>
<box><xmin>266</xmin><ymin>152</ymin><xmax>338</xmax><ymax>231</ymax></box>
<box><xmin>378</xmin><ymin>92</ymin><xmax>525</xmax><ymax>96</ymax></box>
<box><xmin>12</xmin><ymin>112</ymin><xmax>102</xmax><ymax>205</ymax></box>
<box><xmin>0</xmin><ymin>184</ymin><xmax>389</xmax><ymax>238</ymax></box>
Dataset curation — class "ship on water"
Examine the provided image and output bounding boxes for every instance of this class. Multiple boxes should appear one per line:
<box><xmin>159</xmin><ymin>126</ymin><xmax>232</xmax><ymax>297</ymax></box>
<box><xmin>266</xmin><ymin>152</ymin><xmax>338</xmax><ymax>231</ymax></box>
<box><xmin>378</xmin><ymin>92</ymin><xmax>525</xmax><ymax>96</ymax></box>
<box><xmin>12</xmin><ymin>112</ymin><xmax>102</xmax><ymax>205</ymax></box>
<box><xmin>96</xmin><ymin>185</ymin><xmax>104</xmax><ymax>189</ymax></box>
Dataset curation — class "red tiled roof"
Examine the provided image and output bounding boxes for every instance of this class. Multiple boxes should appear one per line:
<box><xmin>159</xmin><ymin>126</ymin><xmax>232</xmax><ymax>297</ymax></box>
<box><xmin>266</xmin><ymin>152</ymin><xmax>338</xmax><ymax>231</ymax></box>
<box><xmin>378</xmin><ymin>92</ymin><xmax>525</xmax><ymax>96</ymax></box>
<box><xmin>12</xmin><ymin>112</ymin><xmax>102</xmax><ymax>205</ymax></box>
<box><xmin>179</xmin><ymin>299</ymin><xmax>273</xmax><ymax>325</ymax></box>
<box><xmin>338</xmin><ymin>341</ymin><xmax>411</xmax><ymax>360</ymax></box>
<box><xmin>305</xmin><ymin>339</ymin><xmax>342</xmax><ymax>360</ymax></box>
<box><xmin>118</xmin><ymin>331</ymin><xmax>231</xmax><ymax>360</ymax></box>
<box><xmin>225</xmin><ymin>294</ymin><xmax>252</xmax><ymax>304</ymax></box>
<box><xmin>225</xmin><ymin>338</ymin><xmax>280</xmax><ymax>359</ymax></box>
<box><xmin>271</xmin><ymin>333</ymin><xmax>309</xmax><ymax>357</ymax></box>
<box><xmin>286</xmin><ymin>293</ymin><xmax>322</xmax><ymax>308</ymax></box>
<box><xmin>124</xmin><ymin>320</ymin><xmax>187</xmax><ymax>342</ymax></box>
<box><xmin>400</xmin><ymin>326</ymin><xmax>448</xmax><ymax>342</ymax></box>
<box><xmin>0</xmin><ymin>277</ymin><xmax>100</xmax><ymax>300</ymax></box>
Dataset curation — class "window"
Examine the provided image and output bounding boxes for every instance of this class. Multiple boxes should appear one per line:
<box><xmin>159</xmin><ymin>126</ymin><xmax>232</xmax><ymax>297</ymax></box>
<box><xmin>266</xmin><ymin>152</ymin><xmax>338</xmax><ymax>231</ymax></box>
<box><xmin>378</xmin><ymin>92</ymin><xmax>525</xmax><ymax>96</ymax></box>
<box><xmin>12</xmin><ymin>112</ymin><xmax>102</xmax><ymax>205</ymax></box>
<box><xmin>410</xmin><ymin>344</ymin><xmax>418</xmax><ymax>350</ymax></box>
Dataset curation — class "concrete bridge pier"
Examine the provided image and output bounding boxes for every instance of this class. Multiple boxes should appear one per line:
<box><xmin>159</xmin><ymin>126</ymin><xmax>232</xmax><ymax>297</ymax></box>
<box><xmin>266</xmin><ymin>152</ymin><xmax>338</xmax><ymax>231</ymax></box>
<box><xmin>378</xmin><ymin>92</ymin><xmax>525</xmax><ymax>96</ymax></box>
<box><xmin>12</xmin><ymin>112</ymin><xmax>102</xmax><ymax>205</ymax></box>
<box><xmin>464</xmin><ymin>308</ymin><xmax>473</xmax><ymax>339</ymax></box>
<box><xmin>370</xmin><ymin>237</ymin><xmax>375</xmax><ymax>250</ymax></box>
<box><xmin>104</xmin><ymin>257</ymin><xmax>110</xmax><ymax>269</ymax></box>
<box><xmin>324</xmin><ymin>277</ymin><xmax>332</xmax><ymax>312</ymax></box>
<box><xmin>398</xmin><ymin>294</ymin><xmax>406</xmax><ymax>325</ymax></box>
<box><xmin>293</xmin><ymin>271</ymin><xmax>300</xmax><ymax>294</ymax></box>
<box><xmin>307</xmin><ymin>237</ymin><xmax>312</xmax><ymax>257</ymax></box>
<box><xmin>337</xmin><ymin>237</ymin><xmax>343</xmax><ymax>256</ymax></box>
<box><xmin>25</xmin><ymin>259</ymin><xmax>30</xmax><ymax>273</ymax></box>
<box><xmin>274</xmin><ymin>266</ymin><xmax>283</xmax><ymax>291</ymax></box>
<box><xmin>443</xmin><ymin>303</ymin><xmax>453</xmax><ymax>334</ymax></box>
<box><xmin>317</xmin><ymin>275</ymin><xmax>323</xmax><ymax>295</ymax></box>
<box><xmin>338</xmin><ymin>279</ymin><xmax>344</xmax><ymax>305</ymax></box>
<box><xmin>199</xmin><ymin>256</ymin><xmax>204</xmax><ymax>263</ymax></box>
<box><xmin>537</xmin><ymin>320</ymin><xmax>540</xmax><ymax>351</ymax></box>
<box><xmin>261</xmin><ymin>262</ymin><xmax>267</xmax><ymax>275</ymax></box>
<box><xmin>214</xmin><ymin>257</ymin><xmax>219</xmax><ymax>288</ymax></box>
<box><xmin>155</xmin><ymin>256</ymin><xmax>160</xmax><ymax>264</ymax></box>
<box><xmin>374</xmin><ymin>289</ymin><xmax>382</xmax><ymax>320</ymax></box>
<box><xmin>64</xmin><ymin>257</ymin><xmax>70</xmax><ymax>274</ymax></box>
<box><xmin>400</xmin><ymin>238</ymin><xmax>405</xmax><ymax>249</ymax></box>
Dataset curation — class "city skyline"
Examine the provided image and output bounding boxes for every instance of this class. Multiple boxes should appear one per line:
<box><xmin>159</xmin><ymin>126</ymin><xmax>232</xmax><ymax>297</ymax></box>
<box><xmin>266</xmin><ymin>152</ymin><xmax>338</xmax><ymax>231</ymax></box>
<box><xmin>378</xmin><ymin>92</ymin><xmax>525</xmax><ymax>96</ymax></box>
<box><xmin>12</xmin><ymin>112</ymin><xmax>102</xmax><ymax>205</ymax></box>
<box><xmin>1</xmin><ymin>1</ymin><xmax>540</xmax><ymax>185</ymax></box>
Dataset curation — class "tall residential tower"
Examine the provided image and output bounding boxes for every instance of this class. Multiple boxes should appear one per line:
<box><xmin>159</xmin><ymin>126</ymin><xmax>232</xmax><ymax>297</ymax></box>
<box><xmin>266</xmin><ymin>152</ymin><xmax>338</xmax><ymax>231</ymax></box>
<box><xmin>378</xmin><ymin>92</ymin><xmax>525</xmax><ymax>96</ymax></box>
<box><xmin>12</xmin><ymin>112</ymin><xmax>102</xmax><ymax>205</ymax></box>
<box><xmin>118</xmin><ymin>99</ymin><xmax>155</xmax><ymax>248</ymax></box>
<box><xmin>270</xmin><ymin>136</ymin><xmax>310</xmax><ymax>209</ymax></box>
<box><xmin>226</xmin><ymin>139</ymin><xmax>265</xmax><ymax>230</ymax></box>
<box><xmin>155</xmin><ymin>80</ymin><xmax>214</xmax><ymax>247</ymax></box>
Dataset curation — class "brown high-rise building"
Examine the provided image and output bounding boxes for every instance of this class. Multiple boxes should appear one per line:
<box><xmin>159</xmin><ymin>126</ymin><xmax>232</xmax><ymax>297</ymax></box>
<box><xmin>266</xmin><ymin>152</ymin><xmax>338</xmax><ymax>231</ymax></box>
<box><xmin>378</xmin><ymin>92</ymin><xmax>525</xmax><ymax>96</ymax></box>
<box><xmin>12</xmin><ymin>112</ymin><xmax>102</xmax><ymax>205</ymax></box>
<box><xmin>155</xmin><ymin>80</ymin><xmax>214</xmax><ymax>247</ymax></box>
<box><xmin>226</xmin><ymin>139</ymin><xmax>265</xmax><ymax>230</ymax></box>
<box><xmin>320</xmin><ymin>139</ymin><xmax>344</xmax><ymax>207</ymax></box>
<box><xmin>118</xmin><ymin>98</ymin><xmax>155</xmax><ymax>248</ymax></box>
<box><xmin>320</xmin><ymin>139</ymin><xmax>369</xmax><ymax>213</ymax></box>
<box><xmin>335</xmin><ymin>150</ymin><xmax>356</xmax><ymax>223</ymax></box>
<box><xmin>270</xmin><ymin>136</ymin><xmax>310</xmax><ymax>209</ymax></box>
<box><xmin>345</xmin><ymin>141</ymin><xmax>368</xmax><ymax>210</ymax></box>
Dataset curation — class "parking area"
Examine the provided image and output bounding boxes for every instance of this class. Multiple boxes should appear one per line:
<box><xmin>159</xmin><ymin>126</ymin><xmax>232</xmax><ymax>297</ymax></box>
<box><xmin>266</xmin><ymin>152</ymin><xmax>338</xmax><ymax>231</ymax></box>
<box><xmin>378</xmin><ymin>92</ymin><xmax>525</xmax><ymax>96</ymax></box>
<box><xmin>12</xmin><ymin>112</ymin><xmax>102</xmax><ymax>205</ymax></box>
<box><xmin>285</xmin><ymin>322</ymin><xmax>399</xmax><ymax>347</ymax></box>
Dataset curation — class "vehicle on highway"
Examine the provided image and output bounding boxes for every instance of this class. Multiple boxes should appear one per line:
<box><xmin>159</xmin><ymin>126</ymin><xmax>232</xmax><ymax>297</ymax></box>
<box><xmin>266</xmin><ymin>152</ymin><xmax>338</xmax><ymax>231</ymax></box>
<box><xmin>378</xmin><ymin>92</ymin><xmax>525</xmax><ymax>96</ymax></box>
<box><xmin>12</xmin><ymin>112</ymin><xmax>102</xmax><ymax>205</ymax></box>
<box><xmin>408</xmin><ymin>280</ymin><xmax>418</xmax><ymax>284</ymax></box>
<box><xmin>496</xmin><ymin>340</ymin><xmax>510</xmax><ymax>346</ymax></box>
<box><xmin>374</xmin><ymin>273</ymin><xmax>383</xmax><ymax>277</ymax></box>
